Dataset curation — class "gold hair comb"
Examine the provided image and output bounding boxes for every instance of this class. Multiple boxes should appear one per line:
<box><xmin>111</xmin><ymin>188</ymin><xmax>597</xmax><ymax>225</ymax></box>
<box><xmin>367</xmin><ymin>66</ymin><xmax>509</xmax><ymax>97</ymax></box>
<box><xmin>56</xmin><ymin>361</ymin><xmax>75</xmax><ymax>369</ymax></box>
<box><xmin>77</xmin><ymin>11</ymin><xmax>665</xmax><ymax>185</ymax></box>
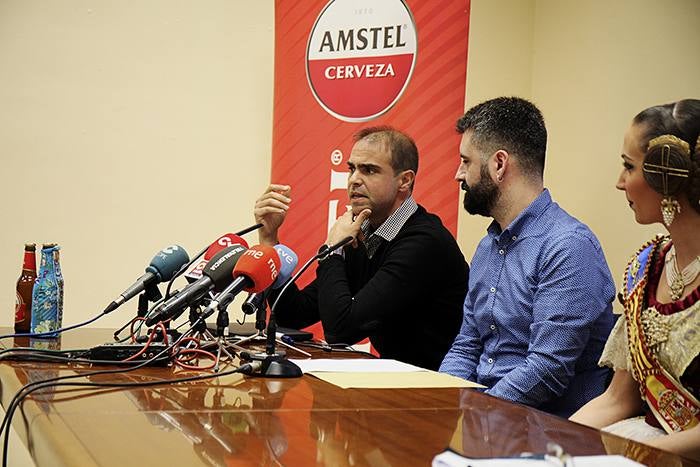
<box><xmin>648</xmin><ymin>134</ymin><xmax>690</xmax><ymax>156</ymax></box>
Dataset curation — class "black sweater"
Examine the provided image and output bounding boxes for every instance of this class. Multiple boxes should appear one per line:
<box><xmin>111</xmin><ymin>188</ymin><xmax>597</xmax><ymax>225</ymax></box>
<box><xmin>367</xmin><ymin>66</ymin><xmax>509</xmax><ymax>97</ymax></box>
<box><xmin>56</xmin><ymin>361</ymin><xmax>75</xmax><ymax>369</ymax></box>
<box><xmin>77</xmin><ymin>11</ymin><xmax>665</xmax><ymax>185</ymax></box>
<box><xmin>274</xmin><ymin>206</ymin><xmax>469</xmax><ymax>370</ymax></box>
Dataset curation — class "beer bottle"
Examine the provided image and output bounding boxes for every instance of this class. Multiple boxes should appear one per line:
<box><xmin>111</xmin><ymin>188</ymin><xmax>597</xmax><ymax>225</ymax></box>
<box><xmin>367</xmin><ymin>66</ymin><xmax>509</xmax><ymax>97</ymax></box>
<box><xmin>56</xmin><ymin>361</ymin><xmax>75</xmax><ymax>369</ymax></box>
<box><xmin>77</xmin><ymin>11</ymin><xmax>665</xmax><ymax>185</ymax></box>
<box><xmin>31</xmin><ymin>243</ymin><xmax>62</xmax><ymax>337</ymax></box>
<box><xmin>15</xmin><ymin>243</ymin><xmax>37</xmax><ymax>333</ymax></box>
<box><xmin>54</xmin><ymin>246</ymin><xmax>65</xmax><ymax>329</ymax></box>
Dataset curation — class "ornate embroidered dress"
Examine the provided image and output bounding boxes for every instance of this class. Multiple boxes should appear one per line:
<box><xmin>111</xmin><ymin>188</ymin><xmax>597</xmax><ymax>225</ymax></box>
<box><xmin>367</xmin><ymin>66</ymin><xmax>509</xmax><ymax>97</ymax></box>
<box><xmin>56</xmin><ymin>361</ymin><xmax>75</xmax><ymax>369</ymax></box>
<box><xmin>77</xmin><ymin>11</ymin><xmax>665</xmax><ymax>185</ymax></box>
<box><xmin>600</xmin><ymin>235</ymin><xmax>700</xmax><ymax>433</ymax></box>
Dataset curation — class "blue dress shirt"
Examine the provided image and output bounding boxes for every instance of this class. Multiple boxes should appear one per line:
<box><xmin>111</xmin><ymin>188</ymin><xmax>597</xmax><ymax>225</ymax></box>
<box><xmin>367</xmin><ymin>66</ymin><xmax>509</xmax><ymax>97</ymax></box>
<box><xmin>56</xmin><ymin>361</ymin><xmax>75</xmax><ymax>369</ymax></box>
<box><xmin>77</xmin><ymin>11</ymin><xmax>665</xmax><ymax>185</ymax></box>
<box><xmin>440</xmin><ymin>189</ymin><xmax>615</xmax><ymax>417</ymax></box>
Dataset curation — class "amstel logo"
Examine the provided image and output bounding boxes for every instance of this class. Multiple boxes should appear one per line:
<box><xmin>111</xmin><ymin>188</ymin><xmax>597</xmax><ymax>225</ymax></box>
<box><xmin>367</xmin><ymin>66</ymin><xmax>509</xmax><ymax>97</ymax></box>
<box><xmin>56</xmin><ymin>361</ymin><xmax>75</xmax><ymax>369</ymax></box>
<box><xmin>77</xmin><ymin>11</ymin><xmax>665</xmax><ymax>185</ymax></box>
<box><xmin>306</xmin><ymin>0</ymin><xmax>418</xmax><ymax>122</ymax></box>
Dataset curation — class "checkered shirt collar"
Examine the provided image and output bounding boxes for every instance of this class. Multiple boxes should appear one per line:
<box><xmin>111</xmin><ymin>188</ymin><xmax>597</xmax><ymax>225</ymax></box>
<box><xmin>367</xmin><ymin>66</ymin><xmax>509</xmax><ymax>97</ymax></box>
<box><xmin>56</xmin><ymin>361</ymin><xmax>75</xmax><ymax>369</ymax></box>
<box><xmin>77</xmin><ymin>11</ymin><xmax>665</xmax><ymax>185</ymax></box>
<box><xmin>360</xmin><ymin>196</ymin><xmax>418</xmax><ymax>257</ymax></box>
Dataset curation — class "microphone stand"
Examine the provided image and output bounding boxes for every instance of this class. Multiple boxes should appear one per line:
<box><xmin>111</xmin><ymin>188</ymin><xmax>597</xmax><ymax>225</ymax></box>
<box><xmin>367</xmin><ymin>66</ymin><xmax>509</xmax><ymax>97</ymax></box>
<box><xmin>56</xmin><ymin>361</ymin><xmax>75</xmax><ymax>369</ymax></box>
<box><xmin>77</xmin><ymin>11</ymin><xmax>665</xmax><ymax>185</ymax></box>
<box><xmin>240</xmin><ymin>236</ymin><xmax>353</xmax><ymax>378</ymax></box>
<box><xmin>234</xmin><ymin>292</ymin><xmax>311</xmax><ymax>358</ymax></box>
<box><xmin>189</xmin><ymin>301</ymin><xmax>244</xmax><ymax>372</ymax></box>
<box><xmin>239</xmin><ymin>312</ymin><xmax>303</xmax><ymax>378</ymax></box>
<box><xmin>112</xmin><ymin>284</ymin><xmax>165</xmax><ymax>342</ymax></box>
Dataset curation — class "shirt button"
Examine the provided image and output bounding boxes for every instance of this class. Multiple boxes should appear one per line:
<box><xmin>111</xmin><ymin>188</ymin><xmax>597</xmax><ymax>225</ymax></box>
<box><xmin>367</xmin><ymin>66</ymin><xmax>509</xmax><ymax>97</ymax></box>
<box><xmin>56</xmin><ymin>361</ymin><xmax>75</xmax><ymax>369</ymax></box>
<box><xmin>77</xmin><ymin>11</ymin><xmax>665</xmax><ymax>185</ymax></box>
<box><xmin>512</xmin><ymin>235</ymin><xmax>517</xmax><ymax>241</ymax></box>
<box><xmin>498</xmin><ymin>249</ymin><xmax>505</xmax><ymax>255</ymax></box>
<box><xmin>490</xmin><ymin>287</ymin><xmax>496</xmax><ymax>293</ymax></box>
<box><xmin>490</xmin><ymin>324</ymin><xmax>496</xmax><ymax>330</ymax></box>
<box><xmin>487</xmin><ymin>358</ymin><xmax>494</xmax><ymax>364</ymax></box>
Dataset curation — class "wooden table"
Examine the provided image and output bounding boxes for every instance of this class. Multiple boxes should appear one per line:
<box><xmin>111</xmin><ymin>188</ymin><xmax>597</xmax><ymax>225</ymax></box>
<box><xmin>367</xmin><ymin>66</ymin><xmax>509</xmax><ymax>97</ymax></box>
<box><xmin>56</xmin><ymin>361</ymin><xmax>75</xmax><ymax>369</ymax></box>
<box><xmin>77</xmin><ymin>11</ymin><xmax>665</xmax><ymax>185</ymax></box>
<box><xmin>0</xmin><ymin>328</ymin><xmax>697</xmax><ymax>466</ymax></box>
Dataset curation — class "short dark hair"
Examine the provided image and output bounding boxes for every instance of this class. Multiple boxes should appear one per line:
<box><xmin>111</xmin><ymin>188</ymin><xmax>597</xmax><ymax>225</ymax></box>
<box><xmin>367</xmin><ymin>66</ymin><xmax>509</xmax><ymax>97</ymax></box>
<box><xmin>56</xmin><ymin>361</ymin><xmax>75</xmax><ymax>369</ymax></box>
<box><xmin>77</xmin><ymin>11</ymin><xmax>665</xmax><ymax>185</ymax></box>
<box><xmin>633</xmin><ymin>99</ymin><xmax>700</xmax><ymax>214</ymax></box>
<box><xmin>456</xmin><ymin>97</ymin><xmax>547</xmax><ymax>178</ymax></box>
<box><xmin>354</xmin><ymin>126</ymin><xmax>419</xmax><ymax>176</ymax></box>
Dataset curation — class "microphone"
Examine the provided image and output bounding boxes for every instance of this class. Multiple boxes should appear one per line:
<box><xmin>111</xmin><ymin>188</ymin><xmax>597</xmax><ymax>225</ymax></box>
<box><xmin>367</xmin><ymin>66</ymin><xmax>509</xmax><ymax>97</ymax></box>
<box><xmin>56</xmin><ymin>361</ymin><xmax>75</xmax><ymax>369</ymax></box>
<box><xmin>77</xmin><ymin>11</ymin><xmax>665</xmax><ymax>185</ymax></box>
<box><xmin>235</xmin><ymin>244</ymin><xmax>304</xmax><ymax>378</ymax></box>
<box><xmin>103</xmin><ymin>245</ymin><xmax>190</xmax><ymax>314</ymax></box>
<box><xmin>242</xmin><ymin>240</ymin><xmax>355</xmax><ymax>377</ymax></box>
<box><xmin>145</xmin><ymin>244</ymin><xmax>247</xmax><ymax>326</ymax></box>
<box><xmin>185</xmin><ymin>234</ymin><xmax>249</xmax><ymax>283</ymax></box>
<box><xmin>271</xmin><ymin>244</ymin><xmax>299</xmax><ymax>289</ymax></box>
<box><xmin>317</xmin><ymin>236</ymin><xmax>354</xmax><ymax>258</ymax></box>
<box><xmin>241</xmin><ymin>244</ymin><xmax>299</xmax><ymax>315</ymax></box>
<box><xmin>241</xmin><ymin>292</ymin><xmax>265</xmax><ymax>316</ymax></box>
<box><xmin>176</xmin><ymin>225</ymin><xmax>260</xmax><ymax>285</ymax></box>
<box><xmin>203</xmin><ymin>245</ymin><xmax>282</xmax><ymax>319</ymax></box>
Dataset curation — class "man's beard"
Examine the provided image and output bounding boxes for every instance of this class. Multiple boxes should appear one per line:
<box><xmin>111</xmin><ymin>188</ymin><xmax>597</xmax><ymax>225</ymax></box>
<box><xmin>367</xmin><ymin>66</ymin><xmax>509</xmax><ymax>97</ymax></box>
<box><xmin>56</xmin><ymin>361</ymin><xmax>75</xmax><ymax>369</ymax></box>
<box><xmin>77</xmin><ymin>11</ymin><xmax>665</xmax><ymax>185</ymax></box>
<box><xmin>462</xmin><ymin>166</ymin><xmax>499</xmax><ymax>217</ymax></box>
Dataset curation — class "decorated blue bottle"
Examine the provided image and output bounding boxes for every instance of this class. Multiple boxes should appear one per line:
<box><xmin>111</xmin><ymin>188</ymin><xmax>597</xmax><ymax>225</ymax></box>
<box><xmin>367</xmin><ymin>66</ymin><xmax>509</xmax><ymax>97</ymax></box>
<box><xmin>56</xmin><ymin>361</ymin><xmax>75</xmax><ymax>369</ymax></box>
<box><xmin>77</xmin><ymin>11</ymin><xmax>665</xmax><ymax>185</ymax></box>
<box><xmin>31</xmin><ymin>244</ymin><xmax>63</xmax><ymax>337</ymax></box>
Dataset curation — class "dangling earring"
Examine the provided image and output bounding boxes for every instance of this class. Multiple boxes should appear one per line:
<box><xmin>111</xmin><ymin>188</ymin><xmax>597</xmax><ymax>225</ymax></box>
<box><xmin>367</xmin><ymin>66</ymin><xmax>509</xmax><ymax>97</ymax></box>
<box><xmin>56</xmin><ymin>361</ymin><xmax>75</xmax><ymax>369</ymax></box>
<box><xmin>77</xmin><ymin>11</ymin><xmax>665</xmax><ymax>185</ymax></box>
<box><xmin>661</xmin><ymin>196</ymin><xmax>681</xmax><ymax>227</ymax></box>
<box><xmin>644</xmin><ymin>135</ymin><xmax>692</xmax><ymax>228</ymax></box>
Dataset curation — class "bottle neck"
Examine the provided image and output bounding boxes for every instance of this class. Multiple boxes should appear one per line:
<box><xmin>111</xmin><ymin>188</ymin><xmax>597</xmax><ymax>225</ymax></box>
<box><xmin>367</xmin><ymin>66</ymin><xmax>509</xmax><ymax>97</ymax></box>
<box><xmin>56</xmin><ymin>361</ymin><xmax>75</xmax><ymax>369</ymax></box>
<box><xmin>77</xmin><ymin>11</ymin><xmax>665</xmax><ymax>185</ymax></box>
<box><xmin>23</xmin><ymin>250</ymin><xmax>36</xmax><ymax>272</ymax></box>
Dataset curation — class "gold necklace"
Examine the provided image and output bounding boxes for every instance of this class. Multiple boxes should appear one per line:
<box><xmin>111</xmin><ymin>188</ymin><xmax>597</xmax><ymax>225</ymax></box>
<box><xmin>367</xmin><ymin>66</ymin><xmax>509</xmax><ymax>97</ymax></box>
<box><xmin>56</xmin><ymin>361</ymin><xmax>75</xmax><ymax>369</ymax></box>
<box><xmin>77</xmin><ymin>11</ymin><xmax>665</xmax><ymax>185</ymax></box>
<box><xmin>665</xmin><ymin>245</ymin><xmax>700</xmax><ymax>301</ymax></box>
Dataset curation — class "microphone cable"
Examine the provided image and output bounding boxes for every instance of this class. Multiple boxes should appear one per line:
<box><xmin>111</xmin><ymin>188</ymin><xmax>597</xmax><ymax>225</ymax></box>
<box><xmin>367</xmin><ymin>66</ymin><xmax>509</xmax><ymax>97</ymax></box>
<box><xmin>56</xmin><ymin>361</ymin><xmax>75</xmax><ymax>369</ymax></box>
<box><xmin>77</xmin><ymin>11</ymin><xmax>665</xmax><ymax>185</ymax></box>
<box><xmin>0</xmin><ymin>316</ymin><xmax>205</xmax><ymax>458</ymax></box>
<box><xmin>258</xmin><ymin>237</ymin><xmax>354</xmax><ymax>360</ymax></box>
<box><xmin>279</xmin><ymin>337</ymin><xmax>377</xmax><ymax>358</ymax></box>
<box><xmin>0</xmin><ymin>311</ymin><xmax>108</xmax><ymax>341</ymax></box>
<box><xmin>0</xmin><ymin>225</ymin><xmax>265</xmax><ymax>463</ymax></box>
<box><xmin>113</xmin><ymin>283</ymin><xmax>196</xmax><ymax>344</ymax></box>
<box><xmin>1</xmin><ymin>356</ymin><xmax>260</xmax><ymax>467</ymax></box>
<box><xmin>112</xmin><ymin>294</ymin><xmax>170</xmax><ymax>342</ymax></box>
<box><xmin>269</xmin><ymin>236</ymin><xmax>353</xmax><ymax>313</ymax></box>
<box><xmin>0</xmin><ymin>314</ymin><xmax>235</xmax><ymax>466</ymax></box>
<box><xmin>0</xmin><ymin>346</ymin><xmax>87</xmax><ymax>361</ymax></box>
<box><xmin>0</xmin><ymin>325</ymin><xmax>204</xmax><ymax>368</ymax></box>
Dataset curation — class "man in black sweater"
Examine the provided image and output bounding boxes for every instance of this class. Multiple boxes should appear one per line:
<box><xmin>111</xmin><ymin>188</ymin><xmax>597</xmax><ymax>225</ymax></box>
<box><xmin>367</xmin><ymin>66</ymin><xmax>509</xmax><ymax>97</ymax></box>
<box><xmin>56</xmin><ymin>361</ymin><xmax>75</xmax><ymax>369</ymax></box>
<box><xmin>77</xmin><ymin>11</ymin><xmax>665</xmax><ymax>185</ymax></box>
<box><xmin>254</xmin><ymin>126</ymin><xmax>468</xmax><ymax>370</ymax></box>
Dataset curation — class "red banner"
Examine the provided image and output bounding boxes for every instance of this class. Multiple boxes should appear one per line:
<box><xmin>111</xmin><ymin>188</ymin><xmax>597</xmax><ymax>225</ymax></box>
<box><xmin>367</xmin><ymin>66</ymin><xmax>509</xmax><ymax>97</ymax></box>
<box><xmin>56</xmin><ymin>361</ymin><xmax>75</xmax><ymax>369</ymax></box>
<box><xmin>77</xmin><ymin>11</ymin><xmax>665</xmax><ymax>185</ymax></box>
<box><xmin>272</xmin><ymin>0</ymin><xmax>470</xmax><ymax>304</ymax></box>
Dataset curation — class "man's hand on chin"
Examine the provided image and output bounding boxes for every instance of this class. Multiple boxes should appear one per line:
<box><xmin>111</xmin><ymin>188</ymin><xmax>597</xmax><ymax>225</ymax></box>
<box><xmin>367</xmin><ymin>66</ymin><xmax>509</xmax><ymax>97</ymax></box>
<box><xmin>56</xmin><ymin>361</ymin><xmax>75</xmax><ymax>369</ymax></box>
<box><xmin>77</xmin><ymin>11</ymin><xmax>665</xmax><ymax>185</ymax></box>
<box><xmin>326</xmin><ymin>208</ymin><xmax>372</xmax><ymax>248</ymax></box>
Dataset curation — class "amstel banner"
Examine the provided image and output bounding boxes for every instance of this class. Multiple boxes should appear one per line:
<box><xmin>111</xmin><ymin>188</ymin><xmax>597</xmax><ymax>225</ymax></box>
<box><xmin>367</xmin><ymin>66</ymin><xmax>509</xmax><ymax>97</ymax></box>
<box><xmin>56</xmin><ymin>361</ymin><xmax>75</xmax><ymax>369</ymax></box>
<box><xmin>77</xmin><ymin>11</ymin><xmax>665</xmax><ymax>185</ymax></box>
<box><xmin>271</xmin><ymin>0</ymin><xmax>470</xmax><ymax>322</ymax></box>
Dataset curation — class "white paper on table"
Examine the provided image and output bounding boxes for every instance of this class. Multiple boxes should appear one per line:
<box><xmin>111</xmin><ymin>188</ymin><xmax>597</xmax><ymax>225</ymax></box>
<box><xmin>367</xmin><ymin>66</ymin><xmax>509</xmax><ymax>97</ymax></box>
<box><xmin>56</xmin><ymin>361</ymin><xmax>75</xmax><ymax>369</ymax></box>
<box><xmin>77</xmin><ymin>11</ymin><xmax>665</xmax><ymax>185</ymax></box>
<box><xmin>432</xmin><ymin>450</ymin><xmax>644</xmax><ymax>467</ymax></box>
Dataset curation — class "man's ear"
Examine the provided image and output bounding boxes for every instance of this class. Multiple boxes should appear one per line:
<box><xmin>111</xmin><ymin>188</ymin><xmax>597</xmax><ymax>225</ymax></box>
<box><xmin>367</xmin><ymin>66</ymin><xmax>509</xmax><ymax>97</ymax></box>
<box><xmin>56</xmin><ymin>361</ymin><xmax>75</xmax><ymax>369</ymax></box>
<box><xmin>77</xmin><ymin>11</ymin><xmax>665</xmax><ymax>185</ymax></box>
<box><xmin>491</xmin><ymin>149</ymin><xmax>510</xmax><ymax>181</ymax></box>
<box><xmin>398</xmin><ymin>170</ymin><xmax>416</xmax><ymax>192</ymax></box>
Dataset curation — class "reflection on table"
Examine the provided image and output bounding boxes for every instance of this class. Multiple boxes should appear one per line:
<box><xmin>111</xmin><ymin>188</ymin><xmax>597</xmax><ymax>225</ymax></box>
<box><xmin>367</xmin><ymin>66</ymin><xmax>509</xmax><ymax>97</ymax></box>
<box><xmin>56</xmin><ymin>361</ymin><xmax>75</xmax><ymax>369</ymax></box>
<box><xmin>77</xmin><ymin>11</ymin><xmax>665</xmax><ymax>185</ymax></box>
<box><xmin>0</xmin><ymin>328</ymin><xmax>696</xmax><ymax>467</ymax></box>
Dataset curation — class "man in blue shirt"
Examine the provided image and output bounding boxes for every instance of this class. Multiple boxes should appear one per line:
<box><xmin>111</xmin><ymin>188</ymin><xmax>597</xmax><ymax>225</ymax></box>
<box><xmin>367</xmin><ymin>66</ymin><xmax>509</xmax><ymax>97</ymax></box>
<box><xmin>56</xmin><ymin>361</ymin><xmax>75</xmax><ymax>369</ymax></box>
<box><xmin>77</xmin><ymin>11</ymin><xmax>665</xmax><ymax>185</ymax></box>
<box><xmin>440</xmin><ymin>97</ymin><xmax>615</xmax><ymax>417</ymax></box>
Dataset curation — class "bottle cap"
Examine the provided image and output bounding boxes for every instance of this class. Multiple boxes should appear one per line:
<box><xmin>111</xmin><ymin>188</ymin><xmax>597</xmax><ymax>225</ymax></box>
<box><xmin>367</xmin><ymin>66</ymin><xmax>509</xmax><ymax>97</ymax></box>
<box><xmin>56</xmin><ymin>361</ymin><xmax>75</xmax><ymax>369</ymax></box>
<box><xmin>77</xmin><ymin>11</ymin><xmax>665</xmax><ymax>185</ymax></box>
<box><xmin>24</xmin><ymin>243</ymin><xmax>36</xmax><ymax>251</ymax></box>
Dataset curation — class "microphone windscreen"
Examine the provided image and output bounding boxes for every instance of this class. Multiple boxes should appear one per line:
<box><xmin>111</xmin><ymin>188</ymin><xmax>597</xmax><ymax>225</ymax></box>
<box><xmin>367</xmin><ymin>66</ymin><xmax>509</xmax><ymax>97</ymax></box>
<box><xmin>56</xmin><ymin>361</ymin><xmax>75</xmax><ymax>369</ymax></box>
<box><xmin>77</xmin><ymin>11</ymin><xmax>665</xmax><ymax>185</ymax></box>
<box><xmin>184</xmin><ymin>259</ymin><xmax>207</xmax><ymax>283</ymax></box>
<box><xmin>233</xmin><ymin>245</ymin><xmax>281</xmax><ymax>293</ymax></box>
<box><xmin>272</xmin><ymin>244</ymin><xmax>298</xmax><ymax>289</ymax></box>
<box><xmin>204</xmin><ymin>234</ymin><xmax>249</xmax><ymax>260</ymax></box>
<box><xmin>185</xmin><ymin>234</ymin><xmax>249</xmax><ymax>283</ymax></box>
<box><xmin>202</xmin><ymin>244</ymin><xmax>248</xmax><ymax>290</ymax></box>
<box><xmin>145</xmin><ymin>245</ymin><xmax>190</xmax><ymax>281</ymax></box>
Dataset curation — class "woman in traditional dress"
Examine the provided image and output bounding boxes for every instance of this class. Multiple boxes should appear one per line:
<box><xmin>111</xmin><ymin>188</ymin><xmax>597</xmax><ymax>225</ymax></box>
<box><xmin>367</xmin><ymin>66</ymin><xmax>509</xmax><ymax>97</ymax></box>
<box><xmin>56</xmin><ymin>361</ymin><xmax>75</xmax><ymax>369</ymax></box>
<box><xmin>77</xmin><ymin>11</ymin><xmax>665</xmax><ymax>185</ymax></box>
<box><xmin>570</xmin><ymin>99</ymin><xmax>700</xmax><ymax>461</ymax></box>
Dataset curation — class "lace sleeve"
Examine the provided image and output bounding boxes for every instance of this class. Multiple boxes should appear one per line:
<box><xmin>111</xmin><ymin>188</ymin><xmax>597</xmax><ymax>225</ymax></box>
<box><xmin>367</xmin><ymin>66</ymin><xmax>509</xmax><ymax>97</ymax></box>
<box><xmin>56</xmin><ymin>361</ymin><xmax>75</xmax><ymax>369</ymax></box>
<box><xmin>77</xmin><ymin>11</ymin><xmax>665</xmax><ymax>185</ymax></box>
<box><xmin>599</xmin><ymin>315</ymin><xmax>632</xmax><ymax>371</ymax></box>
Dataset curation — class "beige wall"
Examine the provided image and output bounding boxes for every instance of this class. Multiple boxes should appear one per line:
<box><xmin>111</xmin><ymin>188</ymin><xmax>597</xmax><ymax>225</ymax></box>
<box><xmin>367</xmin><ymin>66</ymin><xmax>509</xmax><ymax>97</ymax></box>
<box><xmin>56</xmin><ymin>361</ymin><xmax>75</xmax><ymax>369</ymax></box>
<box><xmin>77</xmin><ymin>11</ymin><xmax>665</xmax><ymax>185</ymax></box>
<box><xmin>457</xmin><ymin>0</ymin><xmax>536</xmax><ymax>259</ymax></box>
<box><xmin>459</xmin><ymin>0</ymin><xmax>700</xmax><ymax>294</ymax></box>
<box><xmin>0</xmin><ymin>1</ymin><xmax>275</xmax><ymax>328</ymax></box>
<box><xmin>1</xmin><ymin>0</ymin><xmax>699</xmax><ymax>328</ymax></box>
<box><xmin>533</xmin><ymin>0</ymin><xmax>700</xmax><ymax>291</ymax></box>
